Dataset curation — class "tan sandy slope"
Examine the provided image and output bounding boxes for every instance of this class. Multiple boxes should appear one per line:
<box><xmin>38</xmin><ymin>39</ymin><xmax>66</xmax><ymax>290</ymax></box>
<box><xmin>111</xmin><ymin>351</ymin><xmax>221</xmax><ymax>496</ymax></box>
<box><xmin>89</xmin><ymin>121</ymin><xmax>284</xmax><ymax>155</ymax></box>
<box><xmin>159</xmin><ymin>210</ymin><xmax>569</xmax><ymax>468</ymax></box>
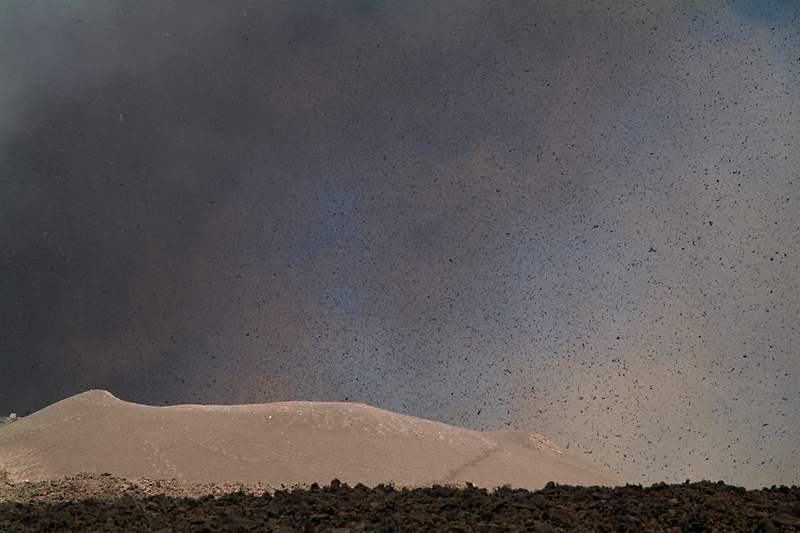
<box><xmin>0</xmin><ymin>390</ymin><xmax>627</xmax><ymax>489</ymax></box>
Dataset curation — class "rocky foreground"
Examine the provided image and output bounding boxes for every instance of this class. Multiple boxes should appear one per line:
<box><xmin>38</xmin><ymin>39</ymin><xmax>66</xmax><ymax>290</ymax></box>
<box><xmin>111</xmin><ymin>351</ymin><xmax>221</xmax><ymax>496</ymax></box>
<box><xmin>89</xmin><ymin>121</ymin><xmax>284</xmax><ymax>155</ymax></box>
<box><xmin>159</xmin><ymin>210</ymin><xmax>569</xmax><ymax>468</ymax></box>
<box><xmin>1</xmin><ymin>473</ymin><xmax>799</xmax><ymax>532</ymax></box>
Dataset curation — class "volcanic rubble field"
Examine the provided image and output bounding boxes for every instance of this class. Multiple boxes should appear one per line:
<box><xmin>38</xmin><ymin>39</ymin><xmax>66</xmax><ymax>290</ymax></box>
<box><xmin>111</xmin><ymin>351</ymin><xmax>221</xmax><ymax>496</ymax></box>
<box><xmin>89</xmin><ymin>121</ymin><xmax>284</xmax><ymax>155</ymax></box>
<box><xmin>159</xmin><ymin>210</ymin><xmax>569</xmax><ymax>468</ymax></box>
<box><xmin>1</xmin><ymin>473</ymin><xmax>799</xmax><ymax>532</ymax></box>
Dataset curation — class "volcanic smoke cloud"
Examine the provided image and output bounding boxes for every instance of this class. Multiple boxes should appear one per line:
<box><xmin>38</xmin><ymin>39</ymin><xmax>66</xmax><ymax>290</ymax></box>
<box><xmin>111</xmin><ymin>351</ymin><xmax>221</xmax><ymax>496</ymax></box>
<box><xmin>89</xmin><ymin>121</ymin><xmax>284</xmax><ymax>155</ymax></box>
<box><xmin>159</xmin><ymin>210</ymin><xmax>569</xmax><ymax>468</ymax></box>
<box><xmin>0</xmin><ymin>0</ymin><xmax>797</xmax><ymax>488</ymax></box>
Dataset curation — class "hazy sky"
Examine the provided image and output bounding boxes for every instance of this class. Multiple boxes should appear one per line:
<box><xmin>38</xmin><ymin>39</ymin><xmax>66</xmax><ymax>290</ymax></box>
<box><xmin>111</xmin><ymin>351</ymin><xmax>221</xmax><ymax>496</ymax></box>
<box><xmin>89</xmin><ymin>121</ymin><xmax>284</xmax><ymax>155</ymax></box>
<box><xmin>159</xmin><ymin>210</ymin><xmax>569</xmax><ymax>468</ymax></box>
<box><xmin>1</xmin><ymin>0</ymin><xmax>798</xmax><ymax>488</ymax></box>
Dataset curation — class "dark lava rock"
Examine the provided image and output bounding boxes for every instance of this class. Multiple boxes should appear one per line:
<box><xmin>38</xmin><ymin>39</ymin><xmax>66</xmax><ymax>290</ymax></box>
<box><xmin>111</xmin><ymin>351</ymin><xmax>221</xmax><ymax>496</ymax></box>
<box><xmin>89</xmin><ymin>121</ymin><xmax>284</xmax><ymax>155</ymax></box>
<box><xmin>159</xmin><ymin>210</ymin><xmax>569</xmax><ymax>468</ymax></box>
<box><xmin>1</xmin><ymin>474</ymin><xmax>798</xmax><ymax>532</ymax></box>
